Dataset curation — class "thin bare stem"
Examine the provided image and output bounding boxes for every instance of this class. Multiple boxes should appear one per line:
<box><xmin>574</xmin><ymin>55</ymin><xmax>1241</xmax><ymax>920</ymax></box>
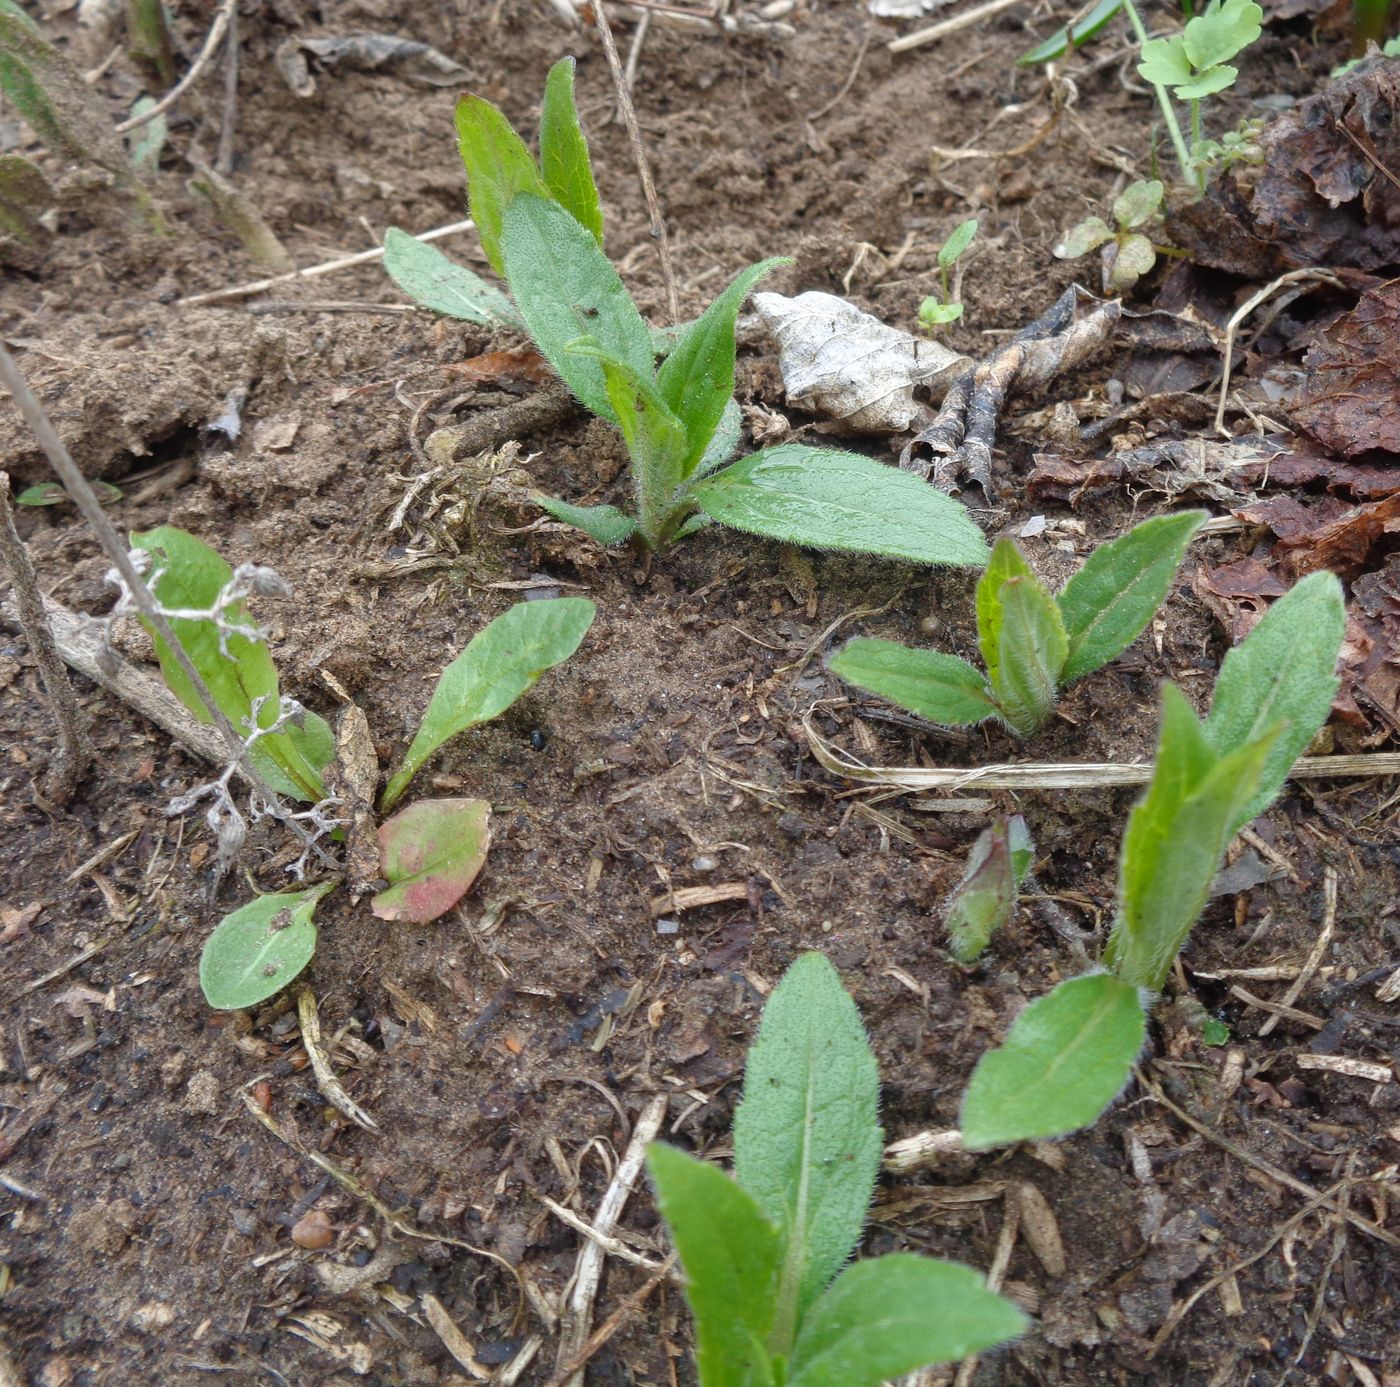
<box><xmin>592</xmin><ymin>0</ymin><xmax>680</xmax><ymax>324</ymax></box>
<box><xmin>214</xmin><ymin>0</ymin><xmax>240</xmax><ymax>176</ymax></box>
<box><xmin>116</xmin><ymin>0</ymin><xmax>237</xmax><ymax>134</ymax></box>
<box><xmin>0</xmin><ymin>473</ymin><xmax>91</xmax><ymax>803</ymax></box>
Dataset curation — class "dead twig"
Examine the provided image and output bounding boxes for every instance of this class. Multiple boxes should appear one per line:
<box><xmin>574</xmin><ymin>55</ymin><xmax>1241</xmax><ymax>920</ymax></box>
<box><xmin>809</xmin><ymin>26</ymin><xmax>872</xmax><ymax>122</ymax></box>
<box><xmin>0</xmin><ymin>472</ymin><xmax>90</xmax><ymax>803</ymax></box>
<box><xmin>888</xmin><ymin>0</ymin><xmax>1024</xmax><ymax>54</ymax></box>
<box><xmin>116</xmin><ymin>0</ymin><xmax>237</xmax><ymax>134</ymax></box>
<box><xmin>296</xmin><ymin>987</ymin><xmax>379</xmax><ymax>1132</ymax></box>
<box><xmin>1259</xmin><ymin>867</ymin><xmax>1336</xmax><ymax>1037</ymax></box>
<box><xmin>214</xmin><ymin>0</ymin><xmax>240</xmax><ymax>176</ymax></box>
<box><xmin>951</xmin><ymin>1190</ymin><xmax>1020</xmax><ymax>1387</ymax></box>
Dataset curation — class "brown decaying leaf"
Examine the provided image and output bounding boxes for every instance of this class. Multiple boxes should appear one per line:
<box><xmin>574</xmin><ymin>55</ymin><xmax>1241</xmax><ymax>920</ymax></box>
<box><xmin>1290</xmin><ymin>279</ymin><xmax>1400</xmax><ymax>458</ymax></box>
<box><xmin>1169</xmin><ymin>57</ymin><xmax>1400</xmax><ymax>278</ymax></box>
<box><xmin>1232</xmin><ymin>491</ymin><xmax>1400</xmax><ymax>577</ymax></box>
<box><xmin>450</xmin><ymin>347</ymin><xmax>553</xmax><ymax>388</ymax></box>
<box><xmin>325</xmin><ymin>704</ymin><xmax>381</xmax><ymax>897</ymax></box>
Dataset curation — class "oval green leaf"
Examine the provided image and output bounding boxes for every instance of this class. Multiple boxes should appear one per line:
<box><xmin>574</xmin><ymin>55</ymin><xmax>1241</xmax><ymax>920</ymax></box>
<box><xmin>372</xmin><ymin>797</ymin><xmax>491</xmax><ymax>924</ymax></box>
<box><xmin>829</xmin><ymin>638</ymin><xmax>996</xmax><ymax>726</ymax></box>
<box><xmin>382</xmin><ymin>227</ymin><xmax>521</xmax><ymax>328</ymax></box>
<box><xmin>199</xmin><ymin>881</ymin><xmax>336</xmax><ymax>1010</ymax></box>
<box><xmin>539</xmin><ymin>56</ymin><xmax>604</xmax><ymax>248</ymax></box>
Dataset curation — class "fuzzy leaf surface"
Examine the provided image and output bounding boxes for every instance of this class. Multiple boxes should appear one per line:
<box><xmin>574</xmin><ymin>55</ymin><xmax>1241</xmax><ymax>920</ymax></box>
<box><xmin>733</xmin><ymin>953</ymin><xmax>882</xmax><ymax>1352</ymax></box>
<box><xmin>538</xmin><ymin>57</ymin><xmax>603</xmax><ymax>247</ymax></box>
<box><xmin>975</xmin><ymin>539</ymin><xmax>1037</xmax><ymax>688</ymax></box>
<box><xmin>1056</xmin><ymin>511</ymin><xmax>1205</xmax><ymax>682</ymax></box>
<box><xmin>534</xmin><ymin>493</ymin><xmax>638</xmax><ymax>546</ymax></box>
<box><xmin>131</xmin><ymin>526</ymin><xmax>331</xmax><ymax>802</ymax></box>
<box><xmin>944</xmin><ymin>815</ymin><xmax>1033</xmax><ymax>964</ymax></box>
<box><xmin>500</xmin><ymin>193</ymin><xmax>653</xmax><ymax>426</ymax></box>
<box><xmin>647</xmin><ymin>1144</ymin><xmax>779</xmax><ymax>1387</ymax></box>
<box><xmin>1202</xmin><ymin>570</ymin><xmax>1344</xmax><ymax>834</ymax></box>
<box><xmin>937</xmin><ymin>219</ymin><xmax>978</xmax><ymax>270</ymax></box>
<box><xmin>828</xmin><ymin>639</ymin><xmax>996</xmax><ymax>727</ymax></box>
<box><xmin>1111</xmin><ymin>179</ymin><xmax>1164</xmax><ymax>229</ymax></box>
<box><xmin>657</xmin><ymin>258</ymin><xmax>788</xmax><ymax>479</ymax></box>
<box><xmin>382</xmin><ymin>228</ymin><xmax>521</xmax><ymax>327</ymax></box>
<box><xmin>454</xmin><ymin>93</ymin><xmax>548</xmax><ymax>276</ymax></box>
<box><xmin>372</xmin><ymin>797</ymin><xmax>491</xmax><ymax>924</ymax></box>
<box><xmin>787</xmin><ymin>1255</ymin><xmax>1027</xmax><ymax>1387</ymax></box>
<box><xmin>1106</xmin><ymin>684</ymin><xmax>1277</xmax><ymax>990</ymax></box>
<box><xmin>382</xmin><ymin>597</ymin><xmax>594</xmax><ymax>810</ymax></box>
<box><xmin>200</xmin><ymin>881</ymin><xmax>335</xmax><ymax>1010</ymax></box>
<box><xmin>693</xmin><ymin>447</ymin><xmax>989</xmax><ymax>568</ymax></box>
<box><xmin>695</xmin><ymin>397</ymin><xmax>743</xmax><ymax>478</ymax></box>
<box><xmin>988</xmin><ymin>576</ymin><xmax>1068</xmax><ymax>737</ymax></box>
<box><xmin>960</xmin><ymin>973</ymin><xmax>1146</xmax><ymax>1149</ymax></box>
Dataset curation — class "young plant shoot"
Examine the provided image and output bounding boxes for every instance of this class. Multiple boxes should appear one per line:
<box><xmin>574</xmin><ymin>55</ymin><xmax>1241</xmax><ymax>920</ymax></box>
<box><xmin>959</xmin><ymin>572</ymin><xmax>1345</xmax><ymax>1150</ymax></box>
<box><xmin>1053</xmin><ymin>180</ymin><xmax>1165</xmax><ymax>294</ymax></box>
<box><xmin>918</xmin><ymin>218</ymin><xmax>978</xmax><ymax>329</ymax></box>
<box><xmin>386</xmin><ymin>59</ymin><xmax>990</xmax><ymax>569</ymax></box>
<box><xmin>831</xmin><ymin>511</ymin><xmax>1206</xmax><ymax>738</ymax></box>
<box><xmin>648</xmin><ymin>953</ymin><xmax>1026</xmax><ymax>1386</ymax></box>
<box><xmin>945</xmin><ymin>815</ymin><xmax>1034</xmax><ymax>964</ymax></box>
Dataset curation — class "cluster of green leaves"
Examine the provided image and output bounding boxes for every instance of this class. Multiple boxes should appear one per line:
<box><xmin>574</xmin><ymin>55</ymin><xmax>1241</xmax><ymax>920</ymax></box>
<box><xmin>945</xmin><ymin>815</ymin><xmax>1034</xmax><ymax>964</ymax></box>
<box><xmin>917</xmin><ymin>218</ymin><xmax>977</xmax><ymax>329</ymax></box>
<box><xmin>959</xmin><ymin>572</ymin><xmax>1345</xmax><ymax>1150</ymax></box>
<box><xmin>648</xmin><ymin>953</ymin><xmax>1026</xmax><ymax>1387</ymax></box>
<box><xmin>134</xmin><ymin>528</ymin><xmax>594</xmax><ymax>1008</ymax></box>
<box><xmin>1053</xmin><ymin>179</ymin><xmax>1164</xmax><ymax>294</ymax></box>
<box><xmin>831</xmin><ymin>512</ymin><xmax>1205</xmax><ymax>738</ymax></box>
<box><xmin>386</xmin><ymin>59</ymin><xmax>989</xmax><ymax>569</ymax></box>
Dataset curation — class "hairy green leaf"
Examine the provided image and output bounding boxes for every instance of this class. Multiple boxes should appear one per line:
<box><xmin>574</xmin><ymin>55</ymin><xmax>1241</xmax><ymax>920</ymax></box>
<box><xmin>1202</xmin><ymin>570</ymin><xmax>1344</xmax><ymax>834</ymax></box>
<box><xmin>944</xmin><ymin>815</ymin><xmax>1034</xmax><ymax>964</ymax></box>
<box><xmin>988</xmin><ymin>576</ymin><xmax>1068</xmax><ymax>737</ymax></box>
<box><xmin>131</xmin><ymin>526</ymin><xmax>331</xmax><ymax>802</ymax></box>
<box><xmin>454</xmin><ymin>92</ymin><xmax>548</xmax><ymax>276</ymax></box>
<box><xmin>657</xmin><ymin>257</ymin><xmax>788</xmax><ymax>479</ymax></box>
<box><xmin>695</xmin><ymin>397</ymin><xmax>743</xmax><ymax>478</ymax></box>
<box><xmin>1056</xmin><ymin>511</ymin><xmax>1205</xmax><ymax>683</ymax></box>
<box><xmin>382</xmin><ymin>227</ymin><xmax>521</xmax><ymax>327</ymax></box>
<box><xmin>693</xmin><ymin>447</ymin><xmax>989</xmax><ymax>568</ymax></box>
<box><xmin>937</xmin><ymin>219</ymin><xmax>978</xmax><ymax>271</ymax></box>
<box><xmin>960</xmin><ymin>973</ymin><xmax>1147</xmax><ymax>1149</ymax></box>
<box><xmin>787</xmin><ymin>1254</ymin><xmax>1025</xmax><ymax>1387</ymax></box>
<box><xmin>200</xmin><ymin>881</ymin><xmax>336</xmax><ymax>1010</ymax></box>
<box><xmin>534</xmin><ymin>493</ymin><xmax>638</xmax><ymax>546</ymax></box>
<box><xmin>539</xmin><ymin>56</ymin><xmax>604</xmax><ymax>247</ymax></box>
<box><xmin>648</xmin><ymin>1144</ymin><xmax>780</xmax><ymax>1387</ymax></box>
<box><xmin>975</xmin><ymin>539</ymin><xmax>1036</xmax><ymax>689</ymax></box>
<box><xmin>1111</xmin><ymin>179</ymin><xmax>1164</xmax><ymax>230</ymax></box>
<box><xmin>372</xmin><ymin>797</ymin><xmax>491</xmax><ymax>924</ymax></box>
<box><xmin>1018</xmin><ymin>0</ymin><xmax>1124</xmax><ymax>64</ymax></box>
<box><xmin>1105</xmin><ymin>684</ymin><xmax>1278</xmax><ymax>990</ymax></box>
<box><xmin>828</xmin><ymin>639</ymin><xmax>996</xmax><ymax>727</ymax></box>
<box><xmin>500</xmin><ymin>193</ymin><xmax>653</xmax><ymax>426</ymax></box>
<box><xmin>382</xmin><ymin>597</ymin><xmax>595</xmax><ymax>811</ymax></box>
<box><xmin>1105</xmin><ymin>234</ymin><xmax>1157</xmax><ymax>292</ymax></box>
<box><xmin>733</xmin><ymin>953</ymin><xmax>882</xmax><ymax>1353</ymax></box>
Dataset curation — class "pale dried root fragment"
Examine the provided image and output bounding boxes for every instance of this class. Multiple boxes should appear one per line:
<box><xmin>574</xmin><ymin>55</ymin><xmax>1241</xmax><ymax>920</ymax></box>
<box><xmin>296</xmin><ymin>986</ymin><xmax>379</xmax><ymax>1132</ymax></box>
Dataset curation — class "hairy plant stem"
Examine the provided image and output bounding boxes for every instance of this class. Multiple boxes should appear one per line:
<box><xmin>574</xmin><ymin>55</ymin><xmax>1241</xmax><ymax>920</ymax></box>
<box><xmin>1122</xmin><ymin>0</ymin><xmax>1202</xmax><ymax>193</ymax></box>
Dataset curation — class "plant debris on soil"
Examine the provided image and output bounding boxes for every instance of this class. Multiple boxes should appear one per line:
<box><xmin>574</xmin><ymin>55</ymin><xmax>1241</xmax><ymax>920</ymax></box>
<box><xmin>2</xmin><ymin>2</ymin><xmax>1400</xmax><ymax>1386</ymax></box>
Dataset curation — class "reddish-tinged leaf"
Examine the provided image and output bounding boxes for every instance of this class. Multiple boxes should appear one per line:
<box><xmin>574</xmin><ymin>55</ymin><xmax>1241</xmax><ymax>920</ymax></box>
<box><xmin>373</xmin><ymin>798</ymin><xmax>491</xmax><ymax>924</ymax></box>
<box><xmin>450</xmin><ymin>347</ymin><xmax>553</xmax><ymax>387</ymax></box>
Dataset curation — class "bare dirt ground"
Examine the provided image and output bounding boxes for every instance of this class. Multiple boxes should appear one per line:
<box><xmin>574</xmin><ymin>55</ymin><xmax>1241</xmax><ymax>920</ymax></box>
<box><xmin>2</xmin><ymin>1</ymin><xmax>1399</xmax><ymax>1384</ymax></box>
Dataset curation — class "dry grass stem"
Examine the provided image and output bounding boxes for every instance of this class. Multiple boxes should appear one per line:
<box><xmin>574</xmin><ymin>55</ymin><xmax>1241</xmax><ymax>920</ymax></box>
<box><xmin>1258</xmin><ymin>866</ymin><xmax>1336</xmax><ymax>1037</ymax></box>
<box><xmin>116</xmin><ymin>0</ymin><xmax>238</xmax><ymax>134</ymax></box>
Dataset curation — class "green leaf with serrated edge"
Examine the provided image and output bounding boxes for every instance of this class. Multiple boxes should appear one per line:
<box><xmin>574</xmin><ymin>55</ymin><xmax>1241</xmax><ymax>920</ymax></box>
<box><xmin>199</xmin><ymin>881</ymin><xmax>335</xmax><ymax>1010</ymax></box>
<box><xmin>381</xmin><ymin>597</ymin><xmax>594</xmax><ymax>811</ymax></box>
<box><xmin>1136</xmin><ymin>36</ymin><xmax>1195</xmax><ymax>90</ymax></box>
<box><xmin>1171</xmin><ymin>64</ymin><xmax>1237</xmax><ymax>99</ymax></box>
<box><xmin>500</xmin><ymin>193</ymin><xmax>653</xmax><ymax>427</ymax></box>
<box><xmin>1018</xmin><ymin>0</ymin><xmax>1124</xmax><ymax>64</ymax></box>
<box><xmin>1111</xmin><ymin>179</ymin><xmax>1164</xmax><ymax>230</ymax></box>
<box><xmin>382</xmin><ymin>227</ymin><xmax>522</xmax><ymax>328</ymax></box>
<box><xmin>829</xmin><ymin>639</ymin><xmax>996</xmax><ymax>727</ymax></box>
<box><xmin>131</xmin><ymin>527</ymin><xmax>331</xmax><ymax>802</ymax></box>
<box><xmin>945</xmin><ymin>819</ymin><xmax>1017</xmax><ymax>964</ymax></box>
<box><xmin>733</xmin><ymin>953</ymin><xmax>882</xmax><ymax>1352</ymax></box>
<box><xmin>960</xmin><ymin>973</ymin><xmax>1146</xmax><ymax>1149</ymax></box>
<box><xmin>937</xmin><ymin>219</ymin><xmax>978</xmax><ymax>271</ymax></box>
<box><xmin>647</xmin><ymin>1144</ymin><xmax>779</xmax><ymax>1387</ymax></box>
<box><xmin>454</xmin><ymin>93</ymin><xmax>549</xmax><ymax>277</ymax></box>
<box><xmin>1105</xmin><ymin>684</ymin><xmax>1278</xmax><ymax>991</ymax></box>
<box><xmin>534</xmin><ymin>493</ymin><xmax>638</xmax><ymax>545</ymax></box>
<box><xmin>695</xmin><ymin>397</ymin><xmax>743</xmax><ymax>478</ymax></box>
<box><xmin>975</xmin><ymin>538</ymin><xmax>1036</xmax><ymax>688</ymax></box>
<box><xmin>1183</xmin><ymin>0</ymin><xmax>1262</xmax><ymax>70</ymax></box>
<box><xmin>539</xmin><ymin>57</ymin><xmax>604</xmax><ymax>248</ymax></box>
<box><xmin>787</xmin><ymin>1254</ymin><xmax>1026</xmax><ymax>1387</ymax></box>
<box><xmin>657</xmin><ymin>258</ymin><xmax>788</xmax><ymax>479</ymax></box>
<box><xmin>372</xmin><ymin>797</ymin><xmax>490</xmax><ymax>924</ymax></box>
<box><xmin>987</xmin><ymin>576</ymin><xmax>1068</xmax><ymax>737</ymax></box>
<box><xmin>1056</xmin><ymin>511</ymin><xmax>1205</xmax><ymax>683</ymax></box>
<box><xmin>1202</xmin><ymin>570</ymin><xmax>1344</xmax><ymax>835</ymax></box>
<box><xmin>694</xmin><ymin>447</ymin><xmax>989</xmax><ymax>568</ymax></box>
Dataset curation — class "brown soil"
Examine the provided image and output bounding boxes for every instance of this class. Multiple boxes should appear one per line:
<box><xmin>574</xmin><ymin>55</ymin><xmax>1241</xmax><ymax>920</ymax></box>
<box><xmin>2</xmin><ymin>3</ymin><xmax>1398</xmax><ymax>1385</ymax></box>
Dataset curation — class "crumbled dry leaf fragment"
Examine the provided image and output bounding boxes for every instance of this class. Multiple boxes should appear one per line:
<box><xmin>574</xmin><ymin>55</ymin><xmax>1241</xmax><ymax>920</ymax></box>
<box><xmin>325</xmin><ymin>704</ymin><xmax>380</xmax><ymax>897</ymax></box>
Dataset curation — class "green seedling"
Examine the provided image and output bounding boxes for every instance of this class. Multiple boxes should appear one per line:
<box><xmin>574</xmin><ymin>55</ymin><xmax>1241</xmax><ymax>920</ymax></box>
<box><xmin>1333</xmin><ymin>33</ymin><xmax>1400</xmax><ymax>75</ymax></box>
<box><xmin>131</xmin><ymin>528</ymin><xmax>594</xmax><ymax>1007</ymax></box>
<box><xmin>831</xmin><ymin>512</ymin><xmax>1205</xmax><ymax>738</ymax></box>
<box><xmin>918</xmin><ymin>218</ymin><xmax>978</xmax><ymax>329</ymax></box>
<box><xmin>387</xmin><ymin>59</ymin><xmax>990</xmax><ymax>568</ymax></box>
<box><xmin>1053</xmin><ymin>179</ymin><xmax>1165</xmax><ymax>294</ymax></box>
<box><xmin>1018</xmin><ymin>0</ymin><xmax>1125</xmax><ymax>65</ymax></box>
<box><xmin>1351</xmin><ymin>0</ymin><xmax>1393</xmax><ymax>50</ymax></box>
<box><xmin>17</xmin><ymin>479</ymin><xmax>122</xmax><ymax>506</ymax></box>
<box><xmin>945</xmin><ymin>815</ymin><xmax>1034</xmax><ymax>964</ymax></box>
<box><xmin>959</xmin><ymin>572</ymin><xmax>1344</xmax><ymax>1149</ymax></box>
<box><xmin>648</xmin><ymin>953</ymin><xmax>1026</xmax><ymax>1386</ymax></box>
<box><xmin>0</xmin><ymin>151</ymin><xmax>52</xmax><ymax>242</ymax></box>
<box><xmin>124</xmin><ymin>0</ymin><xmax>175</xmax><ymax>85</ymax></box>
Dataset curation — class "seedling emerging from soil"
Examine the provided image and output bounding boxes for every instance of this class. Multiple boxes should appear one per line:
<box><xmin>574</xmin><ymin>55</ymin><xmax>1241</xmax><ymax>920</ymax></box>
<box><xmin>945</xmin><ymin>815</ymin><xmax>1033</xmax><ymax>964</ymax></box>
<box><xmin>648</xmin><ymin>953</ymin><xmax>1026</xmax><ymax>1386</ymax></box>
<box><xmin>918</xmin><ymin>218</ymin><xmax>978</xmax><ymax>329</ymax></box>
<box><xmin>388</xmin><ymin>59</ymin><xmax>991</xmax><ymax>568</ymax></box>
<box><xmin>1054</xmin><ymin>180</ymin><xmax>1164</xmax><ymax>294</ymax></box>
<box><xmin>959</xmin><ymin>572</ymin><xmax>1345</xmax><ymax>1149</ymax></box>
<box><xmin>831</xmin><ymin>512</ymin><xmax>1205</xmax><ymax>737</ymax></box>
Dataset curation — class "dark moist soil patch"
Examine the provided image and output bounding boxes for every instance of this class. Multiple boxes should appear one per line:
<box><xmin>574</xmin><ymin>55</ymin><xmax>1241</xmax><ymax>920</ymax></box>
<box><xmin>2</xmin><ymin>3</ymin><xmax>1398</xmax><ymax>1386</ymax></box>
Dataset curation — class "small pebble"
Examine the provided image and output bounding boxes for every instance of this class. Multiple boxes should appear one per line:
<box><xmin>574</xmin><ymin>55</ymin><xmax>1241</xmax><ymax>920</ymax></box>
<box><xmin>656</xmin><ymin>919</ymin><xmax>680</xmax><ymax>935</ymax></box>
<box><xmin>291</xmin><ymin>1209</ymin><xmax>335</xmax><ymax>1250</ymax></box>
<box><xmin>691</xmin><ymin>855</ymin><xmax>718</xmax><ymax>872</ymax></box>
